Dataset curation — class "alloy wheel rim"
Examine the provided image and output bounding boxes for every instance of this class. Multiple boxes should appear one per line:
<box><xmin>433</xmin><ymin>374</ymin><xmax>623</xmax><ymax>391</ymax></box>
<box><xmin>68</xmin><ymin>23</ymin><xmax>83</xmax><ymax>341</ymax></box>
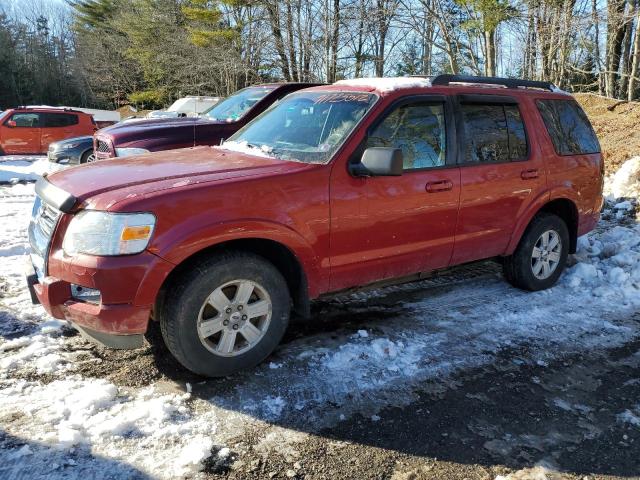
<box><xmin>531</xmin><ymin>230</ymin><xmax>562</xmax><ymax>280</ymax></box>
<box><xmin>197</xmin><ymin>279</ymin><xmax>272</xmax><ymax>357</ymax></box>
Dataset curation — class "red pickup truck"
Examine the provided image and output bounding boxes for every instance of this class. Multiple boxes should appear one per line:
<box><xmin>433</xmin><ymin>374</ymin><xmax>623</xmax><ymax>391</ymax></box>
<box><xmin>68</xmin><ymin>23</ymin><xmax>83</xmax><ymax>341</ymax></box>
<box><xmin>27</xmin><ymin>75</ymin><xmax>603</xmax><ymax>377</ymax></box>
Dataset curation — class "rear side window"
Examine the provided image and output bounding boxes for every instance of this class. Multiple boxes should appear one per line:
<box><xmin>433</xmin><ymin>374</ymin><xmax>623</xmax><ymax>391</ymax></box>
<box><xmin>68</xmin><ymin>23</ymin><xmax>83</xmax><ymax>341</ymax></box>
<box><xmin>536</xmin><ymin>100</ymin><xmax>600</xmax><ymax>155</ymax></box>
<box><xmin>44</xmin><ymin>113</ymin><xmax>79</xmax><ymax>128</ymax></box>
<box><xmin>460</xmin><ymin>103</ymin><xmax>528</xmax><ymax>163</ymax></box>
<box><xmin>9</xmin><ymin>112</ymin><xmax>40</xmax><ymax>127</ymax></box>
<box><xmin>368</xmin><ymin>103</ymin><xmax>446</xmax><ymax>170</ymax></box>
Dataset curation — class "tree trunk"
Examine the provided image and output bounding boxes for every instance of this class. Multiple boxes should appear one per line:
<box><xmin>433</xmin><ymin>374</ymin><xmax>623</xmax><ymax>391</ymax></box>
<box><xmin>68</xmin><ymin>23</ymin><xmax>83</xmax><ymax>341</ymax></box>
<box><xmin>354</xmin><ymin>0</ymin><xmax>366</xmax><ymax>77</ymax></box>
<box><xmin>285</xmin><ymin>0</ymin><xmax>298</xmax><ymax>81</ymax></box>
<box><xmin>629</xmin><ymin>5</ymin><xmax>640</xmax><ymax>100</ymax></box>
<box><xmin>606</xmin><ymin>0</ymin><xmax>628</xmax><ymax>98</ymax></box>
<box><xmin>265</xmin><ymin>3</ymin><xmax>292</xmax><ymax>81</ymax></box>
<box><xmin>593</xmin><ymin>0</ymin><xmax>603</xmax><ymax>94</ymax></box>
<box><xmin>484</xmin><ymin>29</ymin><xmax>496</xmax><ymax>76</ymax></box>
<box><xmin>329</xmin><ymin>0</ymin><xmax>340</xmax><ymax>82</ymax></box>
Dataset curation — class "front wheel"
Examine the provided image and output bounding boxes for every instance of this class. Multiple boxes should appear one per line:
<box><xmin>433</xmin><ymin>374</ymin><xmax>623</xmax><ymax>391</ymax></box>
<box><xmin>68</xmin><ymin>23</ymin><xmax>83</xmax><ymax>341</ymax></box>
<box><xmin>160</xmin><ymin>252</ymin><xmax>290</xmax><ymax>377</ymax></box>
<box><xmin>80</xmin><ymin>150</ymin><xmax>96</xmax><ymax>164</ymax></box>
<box><xmin>503</xmin><ymin>213</ymin><xmax>569</xmax><ymax>291</ymax></box>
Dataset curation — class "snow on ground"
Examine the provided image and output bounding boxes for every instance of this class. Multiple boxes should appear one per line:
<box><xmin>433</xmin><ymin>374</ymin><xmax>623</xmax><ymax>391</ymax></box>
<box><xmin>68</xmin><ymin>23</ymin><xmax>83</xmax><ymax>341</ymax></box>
<box><xmin>0</xmin><ymin>156</ymin><xmax>49</xmax><ymax>184</ymax></box>
<box><xmin>0</xmin><ymin>158</ymin><xmax>639</xmax><ymax>477</ymax></box>
<box><xmin>0</xmin><ymin>378</ymin><xmax>220</xmax><ymax>478</ymax></box>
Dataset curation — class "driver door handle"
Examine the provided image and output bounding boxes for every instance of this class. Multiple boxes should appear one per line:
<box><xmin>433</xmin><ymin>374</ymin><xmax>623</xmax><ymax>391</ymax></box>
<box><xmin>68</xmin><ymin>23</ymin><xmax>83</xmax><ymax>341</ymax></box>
<box><xmin>521</xmin><ymin>168</ymin><xmax>539</xmax><ymax>180</ymax></box>
<box><xmin>426</xmin><ymin>180</ymin><xmax>453</xmax><ymax>193</ymax></box>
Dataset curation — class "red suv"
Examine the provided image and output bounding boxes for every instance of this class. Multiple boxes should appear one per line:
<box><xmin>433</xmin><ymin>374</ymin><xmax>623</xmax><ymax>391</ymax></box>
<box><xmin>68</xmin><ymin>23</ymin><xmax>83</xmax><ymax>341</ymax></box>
<box><xmin>0</xmin><ymin>107</ymin><xmax>96</xmax><ymax>155</ymax></box>
<box><xmin>26</xmin><ymin>75</ymin><xmax>603</xmax><ymax>377</ymax></box>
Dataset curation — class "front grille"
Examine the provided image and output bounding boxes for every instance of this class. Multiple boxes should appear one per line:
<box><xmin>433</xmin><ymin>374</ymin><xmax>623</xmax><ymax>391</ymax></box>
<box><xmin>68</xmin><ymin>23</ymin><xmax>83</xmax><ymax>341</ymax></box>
<box><xmin>96</xmin><ymin>138</ymin><xmax>113</xmax><ymax>154</ymax></box>
<box><xmin>28</xmin><ymin>196</ymin><xmax>61</xmax><ymax>281</ymax></box>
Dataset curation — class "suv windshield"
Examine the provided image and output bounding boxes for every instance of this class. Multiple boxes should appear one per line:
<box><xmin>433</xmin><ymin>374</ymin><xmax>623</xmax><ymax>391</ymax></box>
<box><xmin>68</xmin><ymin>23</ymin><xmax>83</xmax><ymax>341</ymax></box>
<box><xmin>204</xmin><ymin>86</ymin><xmax>276</xmax><ymax>122</ymax></box>
<box><xmin>224</xmin><ymin>91</ymin><xmax>377</xmax><ymax>164</ymax></box>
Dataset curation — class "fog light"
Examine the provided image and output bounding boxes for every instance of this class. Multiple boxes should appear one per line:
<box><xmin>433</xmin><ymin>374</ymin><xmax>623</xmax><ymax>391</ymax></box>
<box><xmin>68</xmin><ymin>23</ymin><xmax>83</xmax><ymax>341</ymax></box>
<box><xmin>71</xmin><ymin>284</ymin><xmax>101</xmax><ymax>304</ymax></box>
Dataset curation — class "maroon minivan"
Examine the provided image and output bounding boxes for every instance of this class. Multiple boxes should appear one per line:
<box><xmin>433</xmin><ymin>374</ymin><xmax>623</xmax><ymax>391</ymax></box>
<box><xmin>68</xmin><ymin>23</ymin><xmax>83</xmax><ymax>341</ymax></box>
<box><xmin>93</xmin><ymin>83</ymin><xmax>321</xmax><ymax>160</ymax></box>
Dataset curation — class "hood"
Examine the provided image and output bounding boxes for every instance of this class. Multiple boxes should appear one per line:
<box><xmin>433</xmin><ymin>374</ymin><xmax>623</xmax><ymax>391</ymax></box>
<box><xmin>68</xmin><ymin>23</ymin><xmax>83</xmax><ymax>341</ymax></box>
<box><xmin>52</xmin><ymin>135</ymin><xmax>93</xmax><ymax>147</ymax></box>
<box><xmin>46</xmin><ymin>146</ymin><xmax>311</xmax><ymax>204</ymax></box>
<box><xmin>102</xmin><ymin>115</ymin><xmax>224</xmax><ymax>132</ymax></box>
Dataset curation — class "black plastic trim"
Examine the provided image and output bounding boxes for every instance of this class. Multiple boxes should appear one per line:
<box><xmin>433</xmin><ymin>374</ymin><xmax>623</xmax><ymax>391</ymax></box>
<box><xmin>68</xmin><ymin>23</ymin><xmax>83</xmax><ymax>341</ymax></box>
<box><xmin>35</xmin><ymin>177</ymin><xmax>77</xmax><ymax>213</ymax></box>
<box><xmin>74</xmin><ymin>324</ymin><xmax>145</xmax><ymax>350</ymax></box>
<box><xmin>457</xmin><ymin>94</ymin><xmax>518</xmax><ymax>105</ymax></box>
<box><xmin>432</xmin><ymin>74</ymin><xmax>554</xmax><ymax>91</ymax></box>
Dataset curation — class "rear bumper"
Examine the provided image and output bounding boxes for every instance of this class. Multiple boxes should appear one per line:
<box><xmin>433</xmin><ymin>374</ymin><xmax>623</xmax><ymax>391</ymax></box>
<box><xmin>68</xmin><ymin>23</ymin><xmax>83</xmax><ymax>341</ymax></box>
<box><xmin>578</xmin><ymin>210</ymin><xmax>600</xmax><ymax>237</ymax></box>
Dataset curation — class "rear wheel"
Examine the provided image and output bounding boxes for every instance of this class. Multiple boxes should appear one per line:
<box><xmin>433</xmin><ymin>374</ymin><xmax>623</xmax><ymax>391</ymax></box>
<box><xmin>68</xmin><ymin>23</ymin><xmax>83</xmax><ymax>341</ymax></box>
<box><xmin>503</xmin><ymin>213</ymin><xmax>569</xmax><ymax>291</ymax></box>
<box><xmin>160</xmin><ymin>252</ymin><xmax>290</xmax><ymax>377</ymax></box>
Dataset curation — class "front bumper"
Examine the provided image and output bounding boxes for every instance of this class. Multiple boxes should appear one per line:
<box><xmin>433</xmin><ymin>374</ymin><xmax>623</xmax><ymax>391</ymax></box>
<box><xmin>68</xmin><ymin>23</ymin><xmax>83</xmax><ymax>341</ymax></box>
<box><xmin>25</xmin><ymin>250</ymin><xmax>174</xmax><ymax>349</ymax></box>
<box><xmin>47</xmin><ymin>150</ymin><xmax>76</xmax><ymax>165</ymax></box>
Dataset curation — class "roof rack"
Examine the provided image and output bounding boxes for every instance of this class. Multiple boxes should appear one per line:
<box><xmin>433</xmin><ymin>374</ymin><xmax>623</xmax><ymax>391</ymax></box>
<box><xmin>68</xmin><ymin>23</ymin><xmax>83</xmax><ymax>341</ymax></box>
<box><xmin>431</xmin><ymin>74</ymin><xmax>555</xmax><ymax>91</ymax></box>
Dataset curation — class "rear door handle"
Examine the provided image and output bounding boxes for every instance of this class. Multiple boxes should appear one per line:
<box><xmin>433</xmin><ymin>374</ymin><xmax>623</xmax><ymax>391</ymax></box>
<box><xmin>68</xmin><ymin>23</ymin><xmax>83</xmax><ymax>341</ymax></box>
<box><xmin>425</xmin><ymin>180</ymin><xmax>453</xmax><ymax>193</ymax></box>
<box><xmin>521</xmin><ymin>168</ymin><xmax>539</xmax><ymax>180</ymax></box>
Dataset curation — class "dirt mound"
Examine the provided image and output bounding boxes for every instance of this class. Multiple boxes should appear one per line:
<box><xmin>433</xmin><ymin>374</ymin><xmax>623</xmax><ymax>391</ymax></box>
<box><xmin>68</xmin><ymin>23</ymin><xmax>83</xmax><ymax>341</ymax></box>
<box><xmin>575</xmin><ymin>93</ymin><xmax>640</xmax><ymax>175</ymax></box>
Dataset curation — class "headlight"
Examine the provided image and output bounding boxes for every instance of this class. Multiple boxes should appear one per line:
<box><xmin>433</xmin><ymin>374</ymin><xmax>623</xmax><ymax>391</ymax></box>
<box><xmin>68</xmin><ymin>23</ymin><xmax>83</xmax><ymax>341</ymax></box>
<box><xmin>115</xmin><ymin>147</ymin><xmax>149</xmax><ymax>157</ymax></box>
<box><xmin>63</xmin><ymin>211</ymin><xmax>156</xmax><ymax>256</ymax></box>
<box><xmin>62</xmin><ymin>142</ymin><xmax>82</xmax><ymax>150</ymax></box>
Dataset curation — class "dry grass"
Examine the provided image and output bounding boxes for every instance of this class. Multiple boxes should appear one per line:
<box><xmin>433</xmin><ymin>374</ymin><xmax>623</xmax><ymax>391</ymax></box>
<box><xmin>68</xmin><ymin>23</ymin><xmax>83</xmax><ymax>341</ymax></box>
<box><xmin>575</xmin><ymin>93</ymin><xmax>640</xmax><ymax>174</ymax></box>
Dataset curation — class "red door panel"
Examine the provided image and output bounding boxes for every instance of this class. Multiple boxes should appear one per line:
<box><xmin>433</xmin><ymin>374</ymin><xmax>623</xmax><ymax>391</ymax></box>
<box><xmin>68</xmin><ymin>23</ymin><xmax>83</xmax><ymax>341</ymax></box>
<box><xmin>1</xmin><ymin>112</ymin><xmax>42</xmax><ymax>154</ymax></box>
<box><xmin>450</xmin><ymin>97</ymin><xmax>548</xmax><ymax>265</ymax></box>
<box><xmin>329</xmin><ymin>168</ymin><xmax>460</xmax><ymax>291</ymax></box>
<box><xmin>41</xmin><ymin>113</ymin><xmax>80</xmax><ymax>151</ymax></box>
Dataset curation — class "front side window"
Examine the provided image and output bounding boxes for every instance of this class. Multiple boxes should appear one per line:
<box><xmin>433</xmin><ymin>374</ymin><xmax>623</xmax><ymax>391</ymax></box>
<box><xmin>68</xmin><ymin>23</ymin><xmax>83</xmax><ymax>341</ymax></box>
<box><xmin>8</xmin><ymin>112</ymin><xmax>40</xmax><ymax>127</ymax></box>
<box><xmin>536</xmin><ymin>99</ymin><xmax>600</xmax><ymax>155</ymax></box>
<box><xmin>204</xmin><ymin>86</ymin><xmax>276</xmax><ymax>122</ymax></box>
<box><xmin>225</xmin><ymin>91</ymin><xmax>377</xmax><ymax>164</ymax></box>
<box><xmin>367</xmin><ymin>103</ymin><xmax>446</xmax><ymax>170</ymax></box>
<box><xmin>44</xmin><ymin>113</ymin><xmax>79</xmax><ymax>127</ymax></box>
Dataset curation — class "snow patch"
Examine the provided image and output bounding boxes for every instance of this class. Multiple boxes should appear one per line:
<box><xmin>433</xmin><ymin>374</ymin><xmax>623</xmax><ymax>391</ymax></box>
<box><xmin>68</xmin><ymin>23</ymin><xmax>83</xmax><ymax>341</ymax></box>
<box><xmin>335</xmin><ymin>76</ymin><xmax>432</xmax><ymax>92</ymax></box>
<box><xmin>604</xmin><ymin>156</ymin><xmax>640</xmax><ymax>199</ymax></box>
<box><xmin>218</xmin><ymin>140</ymin><xmax>274</xmax><ymax>158</ymax></box>
<box><xmin>617</xmin><ymin>407</ymin><xmax>640</xmax><ymax>427</ymax></box>
<box><xmin>0</xmin><ymin>158</ymin><xmax>49</xmax><ymax>183</ymax></box>
<box><xmin>0</xmin><ymin>378</ymin><xmax>220</xmax><ymax>478</ymax></box>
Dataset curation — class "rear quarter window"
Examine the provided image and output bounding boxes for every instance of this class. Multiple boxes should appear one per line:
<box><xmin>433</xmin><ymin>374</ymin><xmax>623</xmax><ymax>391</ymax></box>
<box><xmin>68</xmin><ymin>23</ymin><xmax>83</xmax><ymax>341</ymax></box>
<box><xmin>44</xmin><ymin>113</ymin><xmax>79</xmax><ymax>128</ymax></box>
<box><xmin>536</xmin><ymin>99</ymin><xmax>600</xmax><ymax>155</ymax></box>
<box><xmin>459</xmin><ymin>103</ymin><xmax>528</xmax><ymax>163</ymax></box>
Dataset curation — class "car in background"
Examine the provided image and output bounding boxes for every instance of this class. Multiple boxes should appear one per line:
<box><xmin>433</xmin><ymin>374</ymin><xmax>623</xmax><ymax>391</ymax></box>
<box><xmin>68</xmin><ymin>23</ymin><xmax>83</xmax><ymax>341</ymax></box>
<box><xmin>47</xmin><ymin>136</ymin><xmax>95</xmax><ymax>168</ymax></box>
<box><xmin>0</xmin><ymin>107</ymin><xmax>96</xmax><ymax>155</ymax></box>
<box><xmin>146</xmin><ymin>96</ymin><xmax>221</xmax><ymax>119</ymax></box>
<box><xmin>93</xmin><ymin>83</ymin><xmax>322</xmax><ymax>160</ymax></box>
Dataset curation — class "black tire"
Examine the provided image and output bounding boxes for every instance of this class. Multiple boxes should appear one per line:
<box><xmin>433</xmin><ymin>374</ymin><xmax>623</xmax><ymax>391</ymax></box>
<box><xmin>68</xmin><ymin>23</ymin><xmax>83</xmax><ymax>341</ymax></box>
<box><xmin>503</xmin><ymin>213</ymin><xmax>570</xmax><ymax>291</ymax></box>
<box><xmin>160</xmin><ymin>252</ymin><xmax>290</xmax><ymax>377</ymax></box>
<box><xmin>80</xmin><ymin>150</ymin><xmax>94</xmax><ymax>164</ymax></box>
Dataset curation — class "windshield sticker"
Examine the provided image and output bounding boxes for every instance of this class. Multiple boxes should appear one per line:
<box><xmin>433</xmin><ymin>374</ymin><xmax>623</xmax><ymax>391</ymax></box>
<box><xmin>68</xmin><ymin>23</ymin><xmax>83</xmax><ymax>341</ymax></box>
<box><xmin>314</xmin><ymin>93</ymin><xmax>372</xmax><ymax>104</ymax></box>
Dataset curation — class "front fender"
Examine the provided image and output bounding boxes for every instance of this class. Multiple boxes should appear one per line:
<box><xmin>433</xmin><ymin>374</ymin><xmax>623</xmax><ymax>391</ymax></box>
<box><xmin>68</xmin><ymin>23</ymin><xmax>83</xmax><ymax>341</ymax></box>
<box><xmin>150</xmin><ymin>218</ymin><xmax>326</xmax><ymax>297</ymax></box>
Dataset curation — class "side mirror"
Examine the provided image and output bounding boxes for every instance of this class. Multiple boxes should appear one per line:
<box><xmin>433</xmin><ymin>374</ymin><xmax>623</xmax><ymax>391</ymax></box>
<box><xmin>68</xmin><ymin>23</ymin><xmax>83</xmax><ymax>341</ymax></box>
<box><xmin>350</xmin><ymin>147</ymin><xmax>403</xmax><ymax>177</ymax></box>
<box><xmin>6</xmin><ymin>120</ymin><xmax>17</xmax><ymax>128</ymax></box>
